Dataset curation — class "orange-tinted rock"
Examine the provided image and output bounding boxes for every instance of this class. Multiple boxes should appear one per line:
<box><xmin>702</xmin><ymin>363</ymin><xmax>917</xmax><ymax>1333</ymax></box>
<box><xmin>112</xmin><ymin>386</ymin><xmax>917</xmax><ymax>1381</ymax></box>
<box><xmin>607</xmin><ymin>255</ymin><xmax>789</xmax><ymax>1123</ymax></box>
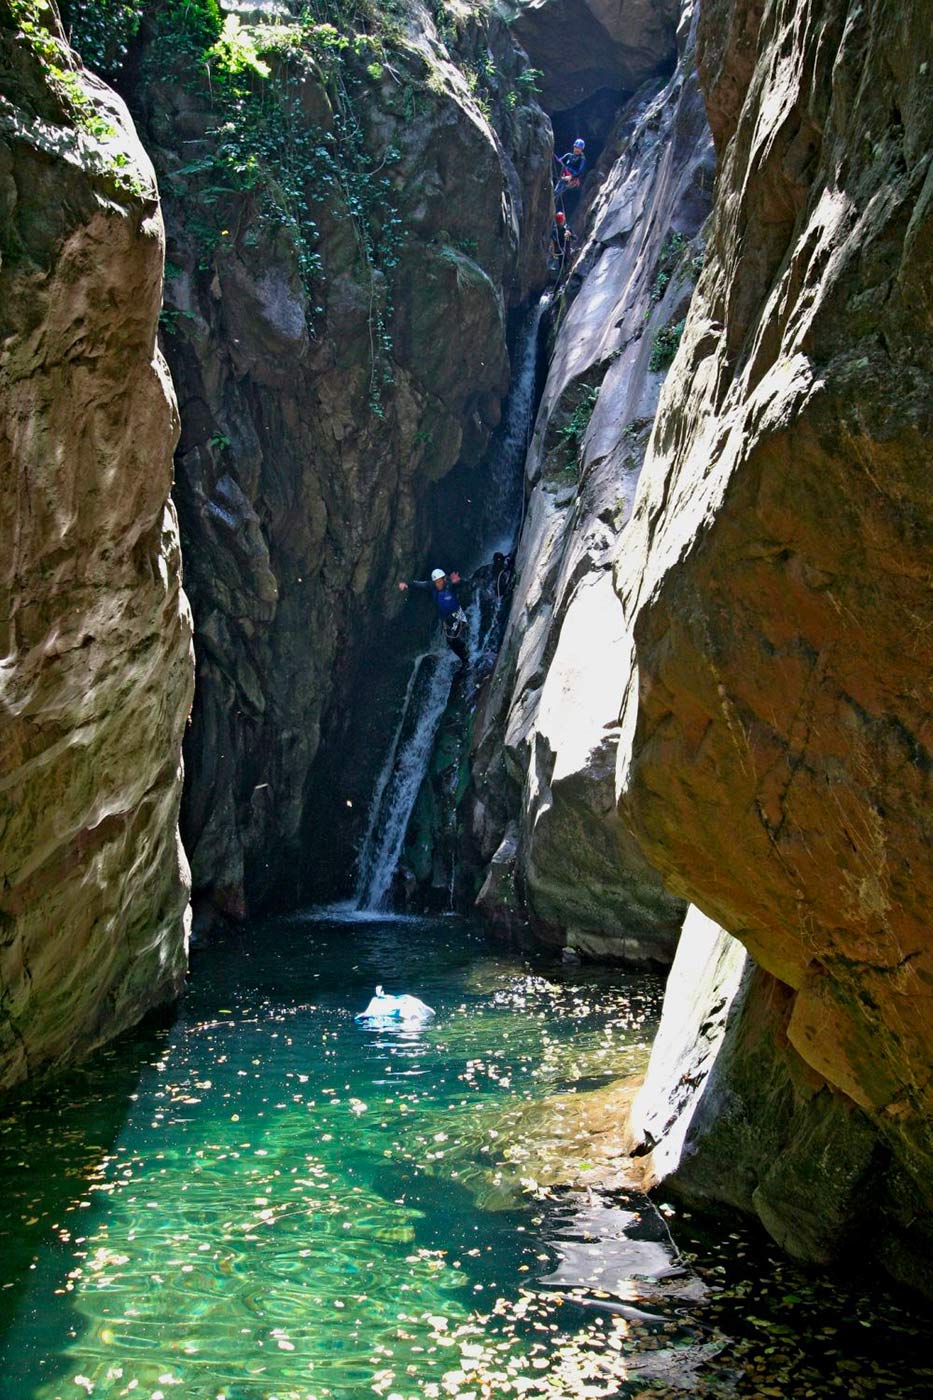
<box><xmin>616</xmin><ymin>0</ymin><xmax>932</xmax><ymax>1288</ymax></box>
<box><xmin>0</xmin><ymin>28</ymin><xmax>193</xmax><ymax>1086</ymax></box>
<box><xmin>631</xmin><ymin>911</ymin><xmax>893</xmax><ymax>1268</ymax></box>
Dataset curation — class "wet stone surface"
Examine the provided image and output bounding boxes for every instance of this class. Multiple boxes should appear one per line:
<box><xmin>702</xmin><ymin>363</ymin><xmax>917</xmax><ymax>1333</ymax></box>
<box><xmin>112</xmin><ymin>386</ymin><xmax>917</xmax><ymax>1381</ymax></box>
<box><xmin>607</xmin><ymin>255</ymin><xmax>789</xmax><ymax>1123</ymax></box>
<box><xmin>0</xmin><ymin>915</ymin><xmax>929</xmax><ymax>1399</ymax></box>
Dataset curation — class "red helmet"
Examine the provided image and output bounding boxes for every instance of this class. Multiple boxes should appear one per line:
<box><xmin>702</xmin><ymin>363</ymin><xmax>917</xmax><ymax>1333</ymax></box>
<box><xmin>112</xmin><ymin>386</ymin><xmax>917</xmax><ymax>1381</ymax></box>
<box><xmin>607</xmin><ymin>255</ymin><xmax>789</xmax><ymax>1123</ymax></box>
<box><xmin>556</xmin><ymin>211</ymin><xmax>566</xmax><ymax>224</ymax></box>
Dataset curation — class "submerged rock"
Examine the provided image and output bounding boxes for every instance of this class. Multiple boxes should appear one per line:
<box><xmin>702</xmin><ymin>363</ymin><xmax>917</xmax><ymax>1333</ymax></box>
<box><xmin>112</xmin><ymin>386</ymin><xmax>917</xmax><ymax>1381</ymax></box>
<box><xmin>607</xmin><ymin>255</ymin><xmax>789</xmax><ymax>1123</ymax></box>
<box><xmin>0</xmin><ymin>18</ymin><xmax>193</xmax><ymax>1086</ymax></box>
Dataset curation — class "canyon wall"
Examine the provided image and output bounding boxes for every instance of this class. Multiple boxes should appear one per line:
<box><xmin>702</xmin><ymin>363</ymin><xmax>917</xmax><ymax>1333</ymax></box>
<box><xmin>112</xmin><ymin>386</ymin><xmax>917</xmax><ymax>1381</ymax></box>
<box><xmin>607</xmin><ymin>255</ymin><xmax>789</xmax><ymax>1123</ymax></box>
<box><xmin>506</xmin><ymin>0</ymin><xmax>679</xmax><ymax>113</ymax></box>
<box><xmin>133</xmin><ymin>1</ymin><xmax>552</xmax><ymax>921</ymax></box>
<box><xmin>0</xmin><ymin>8</ymin><xmax>193</xmax><ymax>1088</ymax></box>
<box><xmin>616</xmin><ymin>0</ymin><xmax>932</xmax><ymax>1290</ymax></box>
<box><xmin>479</xmin><ymin>0</ymin><xmax>931</xmax><ymax>1290</ymax></box>
<box><xmin>470</xmin><ymin>3</ymin><xmax>712</xmax><ymax>961</ymax></box>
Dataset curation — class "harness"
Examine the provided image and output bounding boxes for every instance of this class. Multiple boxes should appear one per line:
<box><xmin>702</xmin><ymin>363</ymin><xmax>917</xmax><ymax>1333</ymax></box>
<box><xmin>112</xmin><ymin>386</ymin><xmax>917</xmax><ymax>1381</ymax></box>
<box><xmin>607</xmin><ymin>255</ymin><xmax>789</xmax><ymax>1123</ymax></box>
<box><xmin>443</xmin><ymin>608</ymin><xmax>467</xmax><ymax>639</ymax></box>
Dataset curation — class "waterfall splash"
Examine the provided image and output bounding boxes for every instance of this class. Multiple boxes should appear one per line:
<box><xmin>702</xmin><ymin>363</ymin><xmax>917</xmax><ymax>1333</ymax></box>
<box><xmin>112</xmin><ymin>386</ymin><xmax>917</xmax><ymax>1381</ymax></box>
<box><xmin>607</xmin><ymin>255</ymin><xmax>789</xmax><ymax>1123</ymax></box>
<box><xmin>352</xmin><ymin>295</ymin><xmax>547</xmax><ymax>912</ymax></box>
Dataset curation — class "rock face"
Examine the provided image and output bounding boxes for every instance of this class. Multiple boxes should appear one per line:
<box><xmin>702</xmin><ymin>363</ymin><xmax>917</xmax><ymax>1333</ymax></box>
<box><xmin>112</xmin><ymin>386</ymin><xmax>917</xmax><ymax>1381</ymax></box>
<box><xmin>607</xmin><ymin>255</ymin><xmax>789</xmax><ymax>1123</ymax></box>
<box><xmin>0</xmin><ymin>15</ymin><xmax>193</xmax><ymax>1087</ymax></box>
<box><xmin>617</xmin><ymin>0</ymin><xmax>933</xmax><ymax>1289</ymax></box>
<box><xmin>506</xmin><ymin>0</ymin><xmax>680</xmax><ymax>113</ymax></box>
<box><xmin>133</xmin><ymin>3</ymin><xmax>552</xmax><ymax>920</ymax></box>
<box><xmin>630</xmin><ymin>911</ymin><xmax>892</xmax><ymax>1270</ymax></box>
<box><xmin>470</xmin><ymin>5</ymin><xmax>713</xmax><ymax>962</ymax></box>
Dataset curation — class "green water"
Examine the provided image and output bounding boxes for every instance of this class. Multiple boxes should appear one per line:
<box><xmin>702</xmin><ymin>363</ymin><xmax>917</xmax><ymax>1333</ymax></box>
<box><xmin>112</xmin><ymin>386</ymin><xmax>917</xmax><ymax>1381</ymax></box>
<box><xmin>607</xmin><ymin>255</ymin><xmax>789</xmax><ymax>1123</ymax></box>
<box><xmin>0</xmin><ymin>914</ymin><xmax>930</xmax><ymax>1400</ymax></box>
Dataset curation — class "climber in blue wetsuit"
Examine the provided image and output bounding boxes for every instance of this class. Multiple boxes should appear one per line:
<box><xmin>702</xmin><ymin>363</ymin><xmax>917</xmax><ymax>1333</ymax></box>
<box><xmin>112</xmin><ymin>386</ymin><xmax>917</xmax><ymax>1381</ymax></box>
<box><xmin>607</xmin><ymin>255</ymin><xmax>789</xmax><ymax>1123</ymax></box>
<box><xmin>398</xmin><ymin>567</ymin><xmax>470</xmax><ymax>663</ymax></box>
<box><xmin>554</xmin><ymin>138</ymin><xmax>586</xmax><ymax>202</ymax></box>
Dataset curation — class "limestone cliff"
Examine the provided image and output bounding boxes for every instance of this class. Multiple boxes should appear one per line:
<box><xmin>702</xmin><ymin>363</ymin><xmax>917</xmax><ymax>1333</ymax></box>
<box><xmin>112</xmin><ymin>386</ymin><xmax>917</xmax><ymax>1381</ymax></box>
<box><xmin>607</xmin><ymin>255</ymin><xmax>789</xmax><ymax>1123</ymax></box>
<box><xmin>132</xmin><ymin>0</ymin><xmax>552</xmax><ymax>920</ymax></box>
<box><xmin>470</xmin><ymin>4</ymin><xmax>712</xmax><ymax>962</ymax></box>
<box><xmin>615</xmin><ymin>0</ymin><xmax>932</xmax><ymax>1290</ymax></box>
<box><xmin>0</xmin><ymin>5</ymin><xmax>193</xmax><ymax>1087</ymax></box>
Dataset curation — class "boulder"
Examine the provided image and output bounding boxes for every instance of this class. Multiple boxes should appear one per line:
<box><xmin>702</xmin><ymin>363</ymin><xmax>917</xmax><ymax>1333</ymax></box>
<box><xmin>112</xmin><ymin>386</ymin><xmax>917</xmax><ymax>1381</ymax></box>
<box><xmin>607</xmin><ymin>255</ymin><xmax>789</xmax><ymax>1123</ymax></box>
<box><xmin>630</xmin><ymin>909</ymin><xmax>933</xmax><ymax>1282</ymax></box>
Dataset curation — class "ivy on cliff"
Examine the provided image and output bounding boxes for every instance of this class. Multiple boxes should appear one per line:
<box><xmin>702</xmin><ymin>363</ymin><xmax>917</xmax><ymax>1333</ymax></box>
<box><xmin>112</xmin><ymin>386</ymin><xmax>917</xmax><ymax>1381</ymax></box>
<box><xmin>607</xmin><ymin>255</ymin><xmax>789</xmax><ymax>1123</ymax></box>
<box><xmin>2</xmin><ymin>0</ymin><xmax>149</xmax><ymax>194</ymax></box>
<box><xmin>133</xmin><ymin>0</ymin><xmax>405</xmax><ymax>411</ymax></box>
<box><xmin>59</xmin><ymin>0</ymin><xmax>146</xmax><ymax>77</ymax></box>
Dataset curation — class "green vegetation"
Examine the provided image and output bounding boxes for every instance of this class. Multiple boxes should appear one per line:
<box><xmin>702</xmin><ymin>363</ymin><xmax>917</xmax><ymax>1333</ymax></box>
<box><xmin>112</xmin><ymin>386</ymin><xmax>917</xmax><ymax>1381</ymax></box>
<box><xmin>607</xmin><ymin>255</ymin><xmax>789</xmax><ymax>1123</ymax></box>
<box><xmin>649</xmin><ymin>316</ymin><xmax>686</xmax><ymax>371</ymax></box>
<box><xmin>133</xmin><ymin>0</ymin><xmax>409</xmax><ymax>411</ymax></box>
<box><xmin>4</xmin><ymin>0</ymin><xmax>150</xmax><ymax>193</ymax></box>
<box><xmin>6</xmin><ymin>0</ymin><xmax>100</xmax><ymax>119</ymax></box>
<box><xmin>554</xmin><ymin>382</ymin><xmax>599</xmax><ymax>477</ymax></box>
<box><xmin>59</xmin><ymin>0</ymin><xmax>145</xmax><ymax>77</ymax></box>
<box><xmin>649</xmin><ymin>227</ymin><xmax>686</xmax><ymax>303</ymax></box>
<box><xmin>43</xmin><ymin>0</ymin><xmax>538</xmax><ymax>414</ymax></box>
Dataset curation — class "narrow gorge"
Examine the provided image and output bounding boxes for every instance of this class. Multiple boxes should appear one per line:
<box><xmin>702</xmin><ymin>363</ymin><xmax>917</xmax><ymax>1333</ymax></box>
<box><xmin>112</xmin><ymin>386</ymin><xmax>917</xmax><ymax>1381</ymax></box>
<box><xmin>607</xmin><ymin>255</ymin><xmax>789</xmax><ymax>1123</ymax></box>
<box><xmin>1</xmin><ymin>0</ymin><xmax>931</xmax><ymax>1394</ymax></box>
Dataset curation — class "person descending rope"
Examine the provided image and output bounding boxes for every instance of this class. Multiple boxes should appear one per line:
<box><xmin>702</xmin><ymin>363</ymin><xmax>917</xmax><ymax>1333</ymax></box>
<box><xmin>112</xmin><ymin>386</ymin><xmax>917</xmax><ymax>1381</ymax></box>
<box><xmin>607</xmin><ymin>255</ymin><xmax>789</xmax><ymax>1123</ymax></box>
<box><xmin>554</xmin><ymin>138</ymin><xmax>586</xmax><ymax>202</ymax></box>
<box><xmin>490</xmin><ymin>551</ymin><xmax>515</xmax><ymax>600</ymax></box>
<box><xmin>398</xmin><ymin>567</ymin><xmax>470</xmax><ymax>664</ymax></box>
<box><xmin>549</xmin><ymin>211</ymin><xmax>575</xmax><ymax>277</ymax></box>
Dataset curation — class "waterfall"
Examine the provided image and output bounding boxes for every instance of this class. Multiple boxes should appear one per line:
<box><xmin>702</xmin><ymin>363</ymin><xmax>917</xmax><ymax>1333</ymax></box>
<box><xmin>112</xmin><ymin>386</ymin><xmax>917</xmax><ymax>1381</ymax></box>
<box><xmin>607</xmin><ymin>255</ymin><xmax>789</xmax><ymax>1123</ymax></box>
<box><xmin>352</xmin><ymin>294</ymin><xmax>547</xmax><ymax>912</ymax></box>
<box><xmin>485</xmin><ymin>293</ymin><xmax>548</xmax><ymax>558</ymax></box>
<box><xmin>353</xmin><ymin>647</ymin><xmax>458</xmax><ymax>911</ymax></box>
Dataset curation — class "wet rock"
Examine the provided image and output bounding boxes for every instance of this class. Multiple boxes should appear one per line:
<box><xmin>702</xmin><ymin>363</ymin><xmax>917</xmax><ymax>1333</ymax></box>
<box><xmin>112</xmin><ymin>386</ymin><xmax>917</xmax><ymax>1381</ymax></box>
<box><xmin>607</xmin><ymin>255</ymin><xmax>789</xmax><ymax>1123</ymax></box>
<box><xmin>0</xmin><ymin>24</ymin><xmax>192</xmax><ymax>1086</ymax></box>
<box><xmin>475</xmin><ymin>822</ymin><xmax>525</xmax><ymax>934</ymax></box>
<box><xmin>616</xmin><ymin>0</ymin><xmax>933</xmax><ymax>1290</ymax></box>
<box><xmin>471</xmin><ymin>5</ymin><xmax>712</xmax><ymax>961</ymax></box>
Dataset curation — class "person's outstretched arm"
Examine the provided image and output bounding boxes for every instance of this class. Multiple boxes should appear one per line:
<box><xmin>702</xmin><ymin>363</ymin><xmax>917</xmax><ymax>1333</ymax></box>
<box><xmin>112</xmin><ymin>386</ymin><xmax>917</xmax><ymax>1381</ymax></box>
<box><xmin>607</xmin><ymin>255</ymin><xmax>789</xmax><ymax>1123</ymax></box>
<box><xmin>398</xmin><ymin>578</ymin><xmax>433</xmax><ymax>592</ymax></box>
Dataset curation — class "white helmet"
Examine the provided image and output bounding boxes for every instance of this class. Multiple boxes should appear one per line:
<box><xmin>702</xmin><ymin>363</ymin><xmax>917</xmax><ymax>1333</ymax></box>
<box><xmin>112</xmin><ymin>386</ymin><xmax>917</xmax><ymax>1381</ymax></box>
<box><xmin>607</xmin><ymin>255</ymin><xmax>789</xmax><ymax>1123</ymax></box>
<box><xmin>430</xmin><ymin>568</ymin><xmax>446</xmax><ymax>581</ymax></box>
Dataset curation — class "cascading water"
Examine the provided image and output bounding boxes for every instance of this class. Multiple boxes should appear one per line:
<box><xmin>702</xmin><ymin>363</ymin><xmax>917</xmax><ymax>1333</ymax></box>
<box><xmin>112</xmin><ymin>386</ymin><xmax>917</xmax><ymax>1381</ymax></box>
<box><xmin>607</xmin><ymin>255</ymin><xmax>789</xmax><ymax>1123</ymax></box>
<box><xmin>485</xmin><ymin>291</ymin><xmax>549</xmax><ymax>557</ymax></box>
<box><xmin>351</xmin><ymin>294</ymin><xmax>547</xmax><ymax>912</ymax></box>
<box><xmin>353</xmin><ymin>646</ymin><xmax>458</xmax><ymax>910</ymax></box>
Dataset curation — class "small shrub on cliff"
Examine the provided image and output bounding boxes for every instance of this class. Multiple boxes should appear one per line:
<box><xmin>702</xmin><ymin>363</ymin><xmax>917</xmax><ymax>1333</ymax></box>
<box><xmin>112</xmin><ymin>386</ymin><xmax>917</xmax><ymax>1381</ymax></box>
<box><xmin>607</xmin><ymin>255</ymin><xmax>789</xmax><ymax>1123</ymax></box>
<box><xmin>555</xmin><ymin>384</ymin><xmax>599</xmax><ymax>476</ymax></box>
<box><xmin>649</xmin><ymin>318</ymin><xmax>685</xmax><ymax>372</ymax></box>
<box><xmin>208</xmin><ymin>15</ymin><xmax>270</xmax><ymax>80</ymax></box>
<box><xmin>649</xmin><ymin>229</ymin><xmax>687</xmax><ymax>303</ymax></box>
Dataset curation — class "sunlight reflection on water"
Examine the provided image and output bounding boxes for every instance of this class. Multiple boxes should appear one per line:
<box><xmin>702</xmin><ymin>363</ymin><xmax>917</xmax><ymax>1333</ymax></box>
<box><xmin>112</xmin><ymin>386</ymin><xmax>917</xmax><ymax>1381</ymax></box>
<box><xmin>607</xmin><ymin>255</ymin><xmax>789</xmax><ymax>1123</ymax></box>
<box><xmin>2</xmin><ymin>915</ymin><xmax>931</xmax><ymax>1400</ymax></box>
<box><xmin>0</xmin><ymin>915</ymin><xmax>674</xmax><ymax>1400</ymax></box>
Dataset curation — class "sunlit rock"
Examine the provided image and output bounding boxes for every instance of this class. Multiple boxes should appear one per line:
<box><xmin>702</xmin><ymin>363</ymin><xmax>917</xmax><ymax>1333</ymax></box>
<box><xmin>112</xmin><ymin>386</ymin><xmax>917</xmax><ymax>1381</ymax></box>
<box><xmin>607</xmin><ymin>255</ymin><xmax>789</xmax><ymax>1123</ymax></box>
<box><xmin>472</xmin><ymin>3</ymin><xmax>712</xmax><ymax>961</ymax></box>
<box><xmin>0</xmin><ymin>26</ymin><xmax>193</xmax><ymax>1086</ymax></box>
<box><xmin>630</xmin><ymin>908</ymin><xmax>889</xmax><ymax>1266</ymax></box>
<box><xmin>616</xmin><ymin>0</ymin><xmax>933</xmax><ymax>1291</ymax></box>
